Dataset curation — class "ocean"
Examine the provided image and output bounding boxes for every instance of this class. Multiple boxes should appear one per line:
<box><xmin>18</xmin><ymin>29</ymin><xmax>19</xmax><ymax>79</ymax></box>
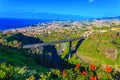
<box><xmin>0</xmin><ymin>18</ymin><xmax>51</xmax><ymax>30</ymax></box>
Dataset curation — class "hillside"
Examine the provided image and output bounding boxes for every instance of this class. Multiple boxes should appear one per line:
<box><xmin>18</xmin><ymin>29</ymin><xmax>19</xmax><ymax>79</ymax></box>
<box><xmin>78</xmin><ymin>31</ymin><xmax>120</xmax><ymax>65</ymax></box>
<box><xmin>0</xmin><ymin>30</ymin><xmax>120</xmax><ymax>79</ymax></box>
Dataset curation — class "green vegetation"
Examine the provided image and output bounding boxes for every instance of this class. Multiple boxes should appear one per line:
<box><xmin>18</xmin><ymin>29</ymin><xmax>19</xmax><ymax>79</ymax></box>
<box><xmin>0</xmin><ymin>27</ymin><xmax>120</xmax><ymax>79</ymax></box>
<box><xmin>92</xmin><ymin>26</ymin><xmax>111</xmax><ymax>30</ymax></box>
<box><xmin>35</xmin><ymin>28</ymin><xmax>83</xmax><ymax>42</ymax></box>
<box><xmin>78</xmin><ymin>32</ymin><xmax>120</xmax><ymax>65</ymax></box>
<box><xmin>0</xmin><ymin>62</ymin><xmax>120</xmax><ymax>80</ymax></box>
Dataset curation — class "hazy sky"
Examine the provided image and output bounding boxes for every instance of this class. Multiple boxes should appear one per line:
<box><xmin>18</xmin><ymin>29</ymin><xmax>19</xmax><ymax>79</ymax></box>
<box><xmin>0</xmin><ymin>0</ymin><xmax>120</xmax><ymax>17</ymax></box>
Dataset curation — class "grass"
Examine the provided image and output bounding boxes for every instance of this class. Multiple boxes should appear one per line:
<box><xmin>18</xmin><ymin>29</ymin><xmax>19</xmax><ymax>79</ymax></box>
<box><xmin>0</xmin><ymin>28</ymin><xmax>120</xmax><ymax>79</ymax></box>
<box><xmin>115</xmin><ymin>48</ymin><xmax>120</xmax><ymax>65</ymax></box>
<box><xmin>93</xmin><ymin>26</ymin><xmax>111</xmax><ymax>30</ymax></box>
<box><xmin>0</xmin><ymin>31</ymin><xmax>120</xmax><ymax>74</ymax></box>
<box><xmin>76</xmin><ymin>32</ymin><xmax>120</xmax><ymax>65</ymax></box>
<box><xmin>0</xmin><ymin>46</ymin><xmax>49</xmax><ymax>72</ymax></box>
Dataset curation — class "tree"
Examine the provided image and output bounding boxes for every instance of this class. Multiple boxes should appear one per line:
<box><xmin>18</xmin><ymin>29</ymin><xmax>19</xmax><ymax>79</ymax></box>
<box><xmin>12</xmin><ymin>40</ymin><xmax>21</xmax><ymax>48</ymax></box>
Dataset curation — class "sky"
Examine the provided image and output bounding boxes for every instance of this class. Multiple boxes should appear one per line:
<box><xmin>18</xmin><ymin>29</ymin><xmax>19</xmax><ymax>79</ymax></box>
<box><xmin>0</xmin><ymin>0</ymin><xmax>120</xmax><ymax>17</ymax></box>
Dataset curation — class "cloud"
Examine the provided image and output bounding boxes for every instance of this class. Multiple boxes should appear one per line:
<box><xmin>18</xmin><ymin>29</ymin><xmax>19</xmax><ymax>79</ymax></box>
<box><xmin>88</xmin><ymin>0</ymin><xmax>94</xmax><ymax>2</ymax></box>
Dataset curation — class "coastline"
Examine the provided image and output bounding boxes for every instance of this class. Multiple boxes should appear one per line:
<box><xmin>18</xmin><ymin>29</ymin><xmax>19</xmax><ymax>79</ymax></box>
<box><xmin>0</xmin><ymin>18</ymin><xmax>52</xmax><ymax>31</ymax></box>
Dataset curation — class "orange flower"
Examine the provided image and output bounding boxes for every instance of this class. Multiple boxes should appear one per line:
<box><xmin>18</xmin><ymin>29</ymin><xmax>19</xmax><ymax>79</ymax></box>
<box><xmin>90</xmin><ymin>76</ymin><xmax>97</xmax><ymax>80</ymax></box>
<box><xmin>90</xmin><ymin>64</ymin><xmax>96</xmax><ymax>71</ymax></box>
<box><xmin>75</xmin><ymin>64</ymin><xmax>80</xmax><ymax>69</ymax></box>
<box><xmin>105</xmin><ymin>65</ymin><xmax>112</xmax><ymax>73</ymax></box>
<box><xmin>61</xmin><ymin>70</ymin><xmax>67</xmax><ymax>76</ymax></box>
<box><xmin>81</xmin><ymin>71</ymin><xmax>87</xmax><ymax>76</ymax></box>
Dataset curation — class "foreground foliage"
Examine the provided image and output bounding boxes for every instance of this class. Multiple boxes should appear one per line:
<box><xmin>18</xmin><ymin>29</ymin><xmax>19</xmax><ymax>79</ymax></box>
<box><xmin>0</xmin><ymin>62</ymin><xmax>120</xmax><ymax>80</ymax></box>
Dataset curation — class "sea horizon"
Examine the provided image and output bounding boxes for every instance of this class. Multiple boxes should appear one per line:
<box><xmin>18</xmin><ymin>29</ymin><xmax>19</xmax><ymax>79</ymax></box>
<box><xmin>0</xmin><ymin>16</ymin><xmax>119</xmax><ymax>31</ymax></box>
<box><xmin>0</xmin><ymin>17</ymin><xmax>53</xmax><ymax>30</ymax></box>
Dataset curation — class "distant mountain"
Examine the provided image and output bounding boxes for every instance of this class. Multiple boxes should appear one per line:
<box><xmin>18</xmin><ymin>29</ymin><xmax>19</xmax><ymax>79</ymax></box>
<box><xmin>0</xmin><ymin>12</ymin><xmax>91</xmax><ymax>20</ymax></box>
<box><xmin>103</xmin><ymin>16</ymin><xmax>120</xmax><ymax>19</ymax></box>
<box><xmin>0</xmin><ymin>12</ymin><xmax>120</xmax><ymax>20</ymax></box>
<box><xmin>97</xmin><ymin>16</ymin><xmax>120</xmax><ymax>20</ymax></box>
